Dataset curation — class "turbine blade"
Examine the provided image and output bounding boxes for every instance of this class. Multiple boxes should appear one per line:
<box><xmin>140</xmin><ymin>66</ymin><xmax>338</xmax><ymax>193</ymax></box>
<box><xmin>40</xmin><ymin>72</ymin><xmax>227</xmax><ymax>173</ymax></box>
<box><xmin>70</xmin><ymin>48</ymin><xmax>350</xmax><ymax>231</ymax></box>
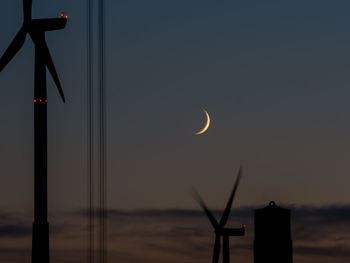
<box><xmin>219</xmin><ymin>165</ymin><xmax>243</xmax><ymax>227</ymax></box>
<box><xmin>212</xmin><ymin>235</ymin><xmax>221</xmax><ymax>263</ymax></box>
<box><xmin>42</xmin><ymin>42</ymin><xmax>66</xmax><ymax>102</ymax></box>
<box><xmin>0</xmin><ymin>27</ymin><xmax>27</xmax><ymax>72</ymax></box>
<box><xmin>191</xmin><ymin>187</ymin><xmax>219</xmax><ymax>228</ymax></box>
<box><xmin>23</xmin><ymin>0</ymin><xmax>32</xmax><ymax>22</ymax></box>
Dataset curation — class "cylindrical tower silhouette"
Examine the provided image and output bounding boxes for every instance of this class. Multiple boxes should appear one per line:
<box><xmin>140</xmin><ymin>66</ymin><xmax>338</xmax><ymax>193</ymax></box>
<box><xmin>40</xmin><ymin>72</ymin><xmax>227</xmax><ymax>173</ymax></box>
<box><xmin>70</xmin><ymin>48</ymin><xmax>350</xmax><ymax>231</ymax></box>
<box><xmin>254</xmin><ymin>201</ymin><xmax>293</xmax><ymax>263</ymax></box>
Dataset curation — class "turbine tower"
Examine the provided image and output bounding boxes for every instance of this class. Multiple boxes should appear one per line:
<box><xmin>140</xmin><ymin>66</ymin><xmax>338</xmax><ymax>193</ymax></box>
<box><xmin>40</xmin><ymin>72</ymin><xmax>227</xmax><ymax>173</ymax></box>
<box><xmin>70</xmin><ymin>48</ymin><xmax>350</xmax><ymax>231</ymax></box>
<box><xmin>193</xmin><ymin>166</ymin><xmax>246</xmax><ymax>263</ymax></box>
<box><xmin>0</xmin><ymin>1</ymin><xmax>67</xmax><ymax>262</ymax></box>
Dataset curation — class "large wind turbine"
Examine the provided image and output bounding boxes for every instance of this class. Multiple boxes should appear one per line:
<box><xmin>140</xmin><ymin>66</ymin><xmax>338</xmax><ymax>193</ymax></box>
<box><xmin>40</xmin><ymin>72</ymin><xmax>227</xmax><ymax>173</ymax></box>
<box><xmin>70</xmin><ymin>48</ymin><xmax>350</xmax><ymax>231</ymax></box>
<box><xmin>193</xmin><ymin>166</ymin><xmax>246</xmax><ymax>263</ymax></box>
<box><xmin>0</xmin><ymin>1</ymin><xmax>67</xmax><ymax>262</ymax></box>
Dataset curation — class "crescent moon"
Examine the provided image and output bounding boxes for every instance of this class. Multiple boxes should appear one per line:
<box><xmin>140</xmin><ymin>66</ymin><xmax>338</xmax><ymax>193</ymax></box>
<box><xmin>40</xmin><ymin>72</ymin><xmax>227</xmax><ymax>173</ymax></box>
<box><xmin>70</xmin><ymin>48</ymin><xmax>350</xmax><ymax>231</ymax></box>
<box><xmin>195</xmin><ymin>109</ymin><xmax>210</xmax><ymax>135</ymax></box>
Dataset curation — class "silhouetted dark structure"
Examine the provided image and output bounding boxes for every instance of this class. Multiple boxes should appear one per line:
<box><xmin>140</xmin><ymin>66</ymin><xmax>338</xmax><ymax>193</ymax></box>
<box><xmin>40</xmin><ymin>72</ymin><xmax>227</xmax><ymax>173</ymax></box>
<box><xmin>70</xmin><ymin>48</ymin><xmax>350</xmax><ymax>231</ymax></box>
<box><xmin>0</xmin><ymin>1</ymin><xmax>67</xmax><ymax>262</ymax></box>
<box><xmin>193</xmin><ymin>166</ymin><xmax>246</xmax><ymax>263</ymax></box>
<box><xmin>254</xmin><ymin>201</ymin><xmax>293</xmax><ymax>263</ymax></box>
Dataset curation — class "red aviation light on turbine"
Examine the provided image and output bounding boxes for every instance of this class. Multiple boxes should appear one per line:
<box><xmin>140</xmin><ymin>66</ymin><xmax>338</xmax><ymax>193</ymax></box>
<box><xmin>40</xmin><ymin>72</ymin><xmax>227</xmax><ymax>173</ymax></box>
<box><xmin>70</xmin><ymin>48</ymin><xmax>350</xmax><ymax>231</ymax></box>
<box><xmin>241</xmin><ymin>224</ymin><xmax>247</xmax><ymax>234</ymax></box>
<box><xmin>34</xmin><ymin>98</ymin><xmax>48</xmax><ymax>103</ymax></box>
<box><xmin>60</xmin><ymin>12</ymin><xmax>68</xmax><ymax>19</ymax></box>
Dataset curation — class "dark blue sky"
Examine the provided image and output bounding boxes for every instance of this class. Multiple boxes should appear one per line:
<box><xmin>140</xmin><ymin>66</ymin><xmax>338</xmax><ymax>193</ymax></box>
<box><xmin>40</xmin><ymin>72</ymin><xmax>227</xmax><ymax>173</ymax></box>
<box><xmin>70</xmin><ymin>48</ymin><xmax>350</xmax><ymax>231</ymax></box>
<box><xmin>1</xmin><ymin>0</ymin><xmax>350</xmax><ymax>213</ymax></box>
<box><xmin>2</xmin><ymin>1</ymin><xmax>350</xmax><ymax>263</ymax></box>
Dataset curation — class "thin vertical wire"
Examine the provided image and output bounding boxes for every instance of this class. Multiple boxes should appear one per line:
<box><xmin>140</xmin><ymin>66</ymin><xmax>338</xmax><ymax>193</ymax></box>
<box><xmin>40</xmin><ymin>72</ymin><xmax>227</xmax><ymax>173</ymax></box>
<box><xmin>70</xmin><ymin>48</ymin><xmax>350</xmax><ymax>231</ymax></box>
<box><xmin>87</xmin><ymin>0</ymin><xmax>94</xmax><ymax>262</ymax></box>
<box><xmin>98</xmin><ymin>0</ymin><xmax>106</xmax><ymax>262</ymax></box>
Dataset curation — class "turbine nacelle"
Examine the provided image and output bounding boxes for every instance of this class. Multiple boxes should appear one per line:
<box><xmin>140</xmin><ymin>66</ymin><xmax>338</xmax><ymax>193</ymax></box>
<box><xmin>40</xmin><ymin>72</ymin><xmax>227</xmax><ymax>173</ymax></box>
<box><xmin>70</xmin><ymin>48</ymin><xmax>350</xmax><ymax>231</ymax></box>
<box><xmin>30</xmin><ymin>18</ymin><xmax>68</xmax><ymax>32</ymax></box>
<box><xmin>22</xmin><ymin>0</ymin><xmax>67</xmax><ymax>31</ymax></box>
<box><xmin>215</xmin><ymin>226</ymin><xmax>246</xmax><ymax>236</ymax></box>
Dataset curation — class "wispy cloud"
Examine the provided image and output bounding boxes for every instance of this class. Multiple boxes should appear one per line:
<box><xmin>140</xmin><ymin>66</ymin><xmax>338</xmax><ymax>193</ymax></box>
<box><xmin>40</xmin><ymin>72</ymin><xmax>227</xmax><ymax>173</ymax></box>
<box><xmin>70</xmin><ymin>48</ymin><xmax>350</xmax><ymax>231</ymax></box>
<box><xmin>0</xmin><ymin>211</ymin><xmax>31</xmax><ymax>238</ymax></box>
<box><xmin>0</xmin><ymin>225</ymin><xmax>31</xmax><ymax>237</ymax></box>
<box><xmin>1</xmin><ymin>205</ymin><xmax>350</xmax><ymax>263</ymax></box>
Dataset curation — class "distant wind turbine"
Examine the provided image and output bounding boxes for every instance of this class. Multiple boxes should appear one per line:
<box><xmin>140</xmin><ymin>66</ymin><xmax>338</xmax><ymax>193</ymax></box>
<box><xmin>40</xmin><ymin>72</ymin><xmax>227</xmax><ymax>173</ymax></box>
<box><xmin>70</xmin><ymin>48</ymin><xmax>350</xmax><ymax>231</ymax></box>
<box><xmin>192</xmin><ymin>166</ymin><xmax>246</xmax><ymax>263</ymax></box>
<box><xmin>0</xmin><ymin>0</ymin><xmax>68</xmax><ymax>262</ymax></box>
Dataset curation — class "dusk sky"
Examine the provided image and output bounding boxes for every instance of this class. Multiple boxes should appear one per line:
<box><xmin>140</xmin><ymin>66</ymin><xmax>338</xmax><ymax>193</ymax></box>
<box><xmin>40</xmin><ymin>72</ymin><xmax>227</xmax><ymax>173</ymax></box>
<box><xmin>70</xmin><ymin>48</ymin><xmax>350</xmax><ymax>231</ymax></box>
<box><xmin>1</xmin><ymin>0</ymin><xmax>350</xmax><ymax>262</ymax></box>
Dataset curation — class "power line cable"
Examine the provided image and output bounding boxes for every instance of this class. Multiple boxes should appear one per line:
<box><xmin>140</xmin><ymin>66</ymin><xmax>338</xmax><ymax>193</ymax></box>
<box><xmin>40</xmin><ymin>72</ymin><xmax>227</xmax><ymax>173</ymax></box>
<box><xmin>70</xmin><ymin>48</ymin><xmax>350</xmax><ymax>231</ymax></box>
<box><xmin>87</xmin><ymin>0</ymin><xmax>94</xmax><ymax>262</ymax></box>
<box><xmin>98</xmin><ymin>0</ymin><xmax>107</xmax><ymax>262</ymax></box>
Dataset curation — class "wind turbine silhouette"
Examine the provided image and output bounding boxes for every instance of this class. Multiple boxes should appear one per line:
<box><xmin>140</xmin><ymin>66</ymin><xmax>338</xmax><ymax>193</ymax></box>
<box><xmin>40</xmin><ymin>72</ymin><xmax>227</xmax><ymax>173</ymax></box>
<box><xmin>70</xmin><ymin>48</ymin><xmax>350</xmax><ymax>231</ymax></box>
<box><xmin>0</xmin><ymin>1</ymin><xmax>67</xmax><ymax>262</ymax></box>
<box><xmin>193</xmin><ymin>166</ymin><xmax>246</xmax><ymax>263</ymax></box>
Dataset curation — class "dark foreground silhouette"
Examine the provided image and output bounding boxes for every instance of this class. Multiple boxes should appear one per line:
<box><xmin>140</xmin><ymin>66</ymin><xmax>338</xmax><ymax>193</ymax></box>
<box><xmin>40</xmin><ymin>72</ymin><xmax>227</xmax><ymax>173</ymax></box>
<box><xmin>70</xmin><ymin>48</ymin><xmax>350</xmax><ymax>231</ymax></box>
<box><xmin>254</xmin><ymin>201</ymin><xmax>293</xmax><ymax>263</ymax></box>
<box><xmin>0</xmin><ymin>0</ymin><xmax>67</xmax><ymax>262</ymax></box>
